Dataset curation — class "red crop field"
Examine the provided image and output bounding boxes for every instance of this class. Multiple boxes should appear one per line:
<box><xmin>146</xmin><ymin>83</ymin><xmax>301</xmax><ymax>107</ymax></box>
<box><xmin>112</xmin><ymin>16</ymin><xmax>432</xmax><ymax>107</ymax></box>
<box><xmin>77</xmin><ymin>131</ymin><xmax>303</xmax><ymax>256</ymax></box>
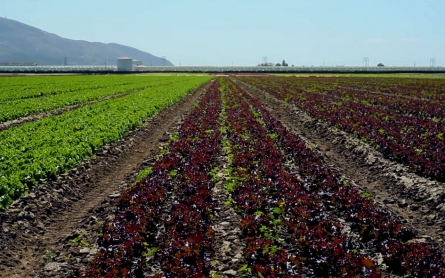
<box><xmin>1</xmin><ymin>75</ymin><xmax>445</xmax><ymax>277</ymax></box>
<box><xmin>238</xmin><ymin>76</ymin><xmax>445</xmax><ymax>182</ymax></box>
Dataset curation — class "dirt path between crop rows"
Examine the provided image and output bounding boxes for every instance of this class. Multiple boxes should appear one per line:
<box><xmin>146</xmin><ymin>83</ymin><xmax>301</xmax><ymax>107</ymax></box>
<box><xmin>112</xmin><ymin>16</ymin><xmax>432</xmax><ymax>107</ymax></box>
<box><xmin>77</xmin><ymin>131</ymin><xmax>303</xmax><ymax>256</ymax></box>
<box><xmin>234</xmin><ymin>78</ymin><xmax>445</xmax><ymax>254</ymax></box>
<box><xmin>0</xmin><ymin>81</ymin><xmax>213</xmax><ymax>278</ymax></box>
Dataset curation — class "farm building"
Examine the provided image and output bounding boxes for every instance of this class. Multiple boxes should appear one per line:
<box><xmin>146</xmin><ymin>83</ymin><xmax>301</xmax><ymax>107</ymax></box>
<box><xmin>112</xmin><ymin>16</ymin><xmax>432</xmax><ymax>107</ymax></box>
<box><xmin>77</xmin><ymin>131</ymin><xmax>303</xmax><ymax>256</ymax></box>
<box><xmin>117</xmin><ymin>57</ymin><xmax>143</xmax><ymax>72</ymax></box>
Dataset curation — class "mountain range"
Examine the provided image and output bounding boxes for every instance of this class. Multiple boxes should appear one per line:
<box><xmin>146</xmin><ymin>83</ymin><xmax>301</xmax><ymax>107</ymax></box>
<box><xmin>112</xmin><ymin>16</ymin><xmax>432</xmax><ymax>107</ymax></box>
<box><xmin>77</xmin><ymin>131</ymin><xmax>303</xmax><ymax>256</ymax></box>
<box><xmin>0</xmin><ymin>17</ymin><xmax>173</xmax><ymax>66</ymax></box>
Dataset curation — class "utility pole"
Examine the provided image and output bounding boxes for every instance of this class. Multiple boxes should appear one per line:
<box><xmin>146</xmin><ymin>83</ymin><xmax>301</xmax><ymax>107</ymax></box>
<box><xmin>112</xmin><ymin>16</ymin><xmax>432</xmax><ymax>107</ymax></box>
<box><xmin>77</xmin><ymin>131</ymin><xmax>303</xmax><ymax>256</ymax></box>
<box><xmin>430</xmin><ymin>58</ymin><xmax>436</xmax><ymax>67</ymax></box>
<box><xmin>162</xmin><ymin>56</ymin><xmax>166</xmax><ymax>66</ymax></box>
<box><xmin>262</xmin><ymin>56</ymin><xmax>268</xmax><ymax>66</ymax></box>
<box><xmin>363</xmin><ymin>57</ymin><xmax>369</xmax><ymax>67</ymax></box>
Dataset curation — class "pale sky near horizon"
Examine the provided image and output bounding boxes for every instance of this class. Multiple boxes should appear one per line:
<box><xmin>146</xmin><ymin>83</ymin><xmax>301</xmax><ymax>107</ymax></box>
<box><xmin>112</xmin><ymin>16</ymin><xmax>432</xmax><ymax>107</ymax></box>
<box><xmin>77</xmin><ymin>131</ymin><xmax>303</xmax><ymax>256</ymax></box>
<box><xmin>2</xmin><ymin>0</ymin><xmax>444</xmax><ymax>66</ymax></box>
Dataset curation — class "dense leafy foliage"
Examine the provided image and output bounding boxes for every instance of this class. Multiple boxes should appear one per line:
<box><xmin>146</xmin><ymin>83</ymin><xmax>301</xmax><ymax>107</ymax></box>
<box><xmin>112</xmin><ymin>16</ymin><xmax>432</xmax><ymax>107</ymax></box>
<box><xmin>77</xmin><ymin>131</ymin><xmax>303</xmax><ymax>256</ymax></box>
<box><xmin>0</xmin><ymin>76</ymin><xmax>197</xmax><ymax>123</ymax></box>
<box><xmin>222</xmin><ymin>78</ymin><xmax>382</xmax><ymax>276</ymax></box>
<box><xmin>0</xmin><ymin>76</ymin><xmax>211</xmax><ymax>209</ymax></box>
<box><xmin>238</xmin><ymin>76</ymin><xmax>445</xmax><ymax>182</ymax></box>
<box><xmin>85</xmin><ymin>79</ymin><xmax>221</xmax><ymax>277</ymax></box>
<box><xmin>235</xmin><ymin>79</ymin><xmax>445</xmax><ymax>276</ymax></box>
<box><xmin>85</xmin><ymin>76</ymin><xmax>445</xmax><ymax>277</ymax></box>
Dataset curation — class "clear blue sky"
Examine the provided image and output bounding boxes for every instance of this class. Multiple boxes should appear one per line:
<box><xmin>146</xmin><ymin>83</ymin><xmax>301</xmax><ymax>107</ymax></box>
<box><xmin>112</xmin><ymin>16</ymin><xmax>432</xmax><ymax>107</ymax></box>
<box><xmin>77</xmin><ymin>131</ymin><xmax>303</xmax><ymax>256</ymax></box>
<box><xmin>2</xmin><ymin>0</ymin><xmax>444</xmax><ymax>66</ymax></box>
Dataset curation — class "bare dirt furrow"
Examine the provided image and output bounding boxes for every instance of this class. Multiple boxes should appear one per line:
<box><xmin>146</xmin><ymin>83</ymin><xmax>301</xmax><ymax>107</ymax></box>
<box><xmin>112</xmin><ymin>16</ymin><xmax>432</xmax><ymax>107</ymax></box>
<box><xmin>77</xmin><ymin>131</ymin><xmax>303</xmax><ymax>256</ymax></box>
<box><xmin>211</xmin><ymin>150</ymin><xmax>244</xmax><ymax>277</ymax></box>
<box><xmin>0</xmin><ymin>81</ymin><xmax>212</xmax><ymax>278</ymax></box>
<box><xmin>234</xmin><ymin>78</ymin><xmax>445</xmax><ymax>253</ymax></box>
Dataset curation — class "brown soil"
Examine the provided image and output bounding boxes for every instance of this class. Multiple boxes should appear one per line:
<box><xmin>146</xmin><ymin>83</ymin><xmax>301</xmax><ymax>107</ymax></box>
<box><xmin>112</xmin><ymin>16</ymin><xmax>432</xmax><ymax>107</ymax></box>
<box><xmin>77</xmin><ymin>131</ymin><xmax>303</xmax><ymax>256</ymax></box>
<box><xmin>234</xmin><ymin>78</ymin><xmax>445</xmax><ymax>253</ymax></box>
<box><xmin>211</xmin><ymin>150</ymin><xmax>245</xmax><ymax>277</ymax></box>
<box><xmin>0</xmin><ymin>81</ymin><xmax>212</xmax><ymax>278</ymax></box>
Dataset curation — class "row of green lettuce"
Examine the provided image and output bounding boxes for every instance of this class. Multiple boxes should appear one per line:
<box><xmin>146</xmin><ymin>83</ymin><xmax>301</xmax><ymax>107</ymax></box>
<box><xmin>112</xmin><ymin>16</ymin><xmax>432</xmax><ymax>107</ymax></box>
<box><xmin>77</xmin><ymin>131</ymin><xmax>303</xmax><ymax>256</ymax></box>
<box><xmin>0</xmin><ymin>76</ymin><xmax>198</xmax><ymax>123</ymax></box>
<box><xmin>0</xmin><ymin>75</ymin><xmax>123</xmax><ymax>102</ymax></box>
<box><xmin>0</xmin><ymin>75</ymin><xmax>212</xmax><ymax>209</ymax></box>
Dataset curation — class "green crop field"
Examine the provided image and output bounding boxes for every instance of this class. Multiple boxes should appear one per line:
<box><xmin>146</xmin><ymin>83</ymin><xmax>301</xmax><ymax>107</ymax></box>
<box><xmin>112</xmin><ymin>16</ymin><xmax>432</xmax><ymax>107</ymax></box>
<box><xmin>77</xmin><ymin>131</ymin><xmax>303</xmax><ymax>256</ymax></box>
<box><xmin>0</xmin><ymin>75</ymin><xmax>211</xmax><ymax>208</ymax></box>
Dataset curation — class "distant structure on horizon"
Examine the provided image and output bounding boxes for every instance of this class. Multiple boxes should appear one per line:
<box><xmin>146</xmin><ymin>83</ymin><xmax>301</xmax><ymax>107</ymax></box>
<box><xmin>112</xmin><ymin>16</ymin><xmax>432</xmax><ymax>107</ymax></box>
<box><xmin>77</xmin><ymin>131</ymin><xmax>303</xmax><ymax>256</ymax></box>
<box><xmin>257</xmin><ymin>59</ymin><xmax>289</xmax><ymax>67</ymax></box>
<box><xmin>117</xmin><ymin>57</ymin><xmax>143</xmax><ymax>72</ymax></box>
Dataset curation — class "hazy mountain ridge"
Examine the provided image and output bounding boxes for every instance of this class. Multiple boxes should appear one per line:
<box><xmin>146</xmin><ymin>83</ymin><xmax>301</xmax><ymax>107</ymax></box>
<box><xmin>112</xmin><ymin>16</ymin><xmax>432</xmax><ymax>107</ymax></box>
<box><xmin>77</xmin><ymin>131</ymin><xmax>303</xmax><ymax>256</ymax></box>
<box><xmin>0</xmin><ymin>17</ymin><xmax>173</xmax><ymax>66</ymax></box>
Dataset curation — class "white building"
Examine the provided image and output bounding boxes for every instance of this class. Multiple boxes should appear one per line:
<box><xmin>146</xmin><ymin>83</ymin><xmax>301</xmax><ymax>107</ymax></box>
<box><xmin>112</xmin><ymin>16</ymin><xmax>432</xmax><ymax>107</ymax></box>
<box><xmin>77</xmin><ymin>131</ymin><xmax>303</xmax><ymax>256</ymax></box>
<box><xmin>117</xmin><ymin>57</ymin><xmax>133</xmax><ymax>71</ymax></box>
<box><xmin>132</xmin><ymin>60</ymin><xmax>142</xmax><ymax>67</ymax></box>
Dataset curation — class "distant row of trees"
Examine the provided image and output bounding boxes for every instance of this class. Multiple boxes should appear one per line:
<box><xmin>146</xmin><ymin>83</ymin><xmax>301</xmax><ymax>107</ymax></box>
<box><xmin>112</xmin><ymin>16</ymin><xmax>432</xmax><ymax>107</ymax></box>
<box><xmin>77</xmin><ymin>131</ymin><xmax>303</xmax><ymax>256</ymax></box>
<box><xmin>258</xmin><ymin>60</ymin><xmax>292</xmax><ymax>67</ymax></box>
<box><xmin>258</xmin><ymin>60</ymin><xmax>385</xmax><ymax>67</ymax></box>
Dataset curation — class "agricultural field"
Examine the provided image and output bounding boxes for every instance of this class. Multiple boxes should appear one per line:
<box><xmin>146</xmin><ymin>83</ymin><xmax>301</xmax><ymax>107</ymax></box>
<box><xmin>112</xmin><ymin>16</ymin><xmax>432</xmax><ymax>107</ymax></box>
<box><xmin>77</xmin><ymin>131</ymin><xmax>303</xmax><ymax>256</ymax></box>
<box><xmin>237</xmin><ymin>76</ymin><xmax>445</xmax><ymax>182</ymax></box>
<box><xmin>1</xmin><ymin>74</ymin><xmax>445</xmax><ymax>277</ymax></box>
<box><xmin>0</xmin><ymin>75</ymin><xmax>211</xmax><ymax>209</ymax></box>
